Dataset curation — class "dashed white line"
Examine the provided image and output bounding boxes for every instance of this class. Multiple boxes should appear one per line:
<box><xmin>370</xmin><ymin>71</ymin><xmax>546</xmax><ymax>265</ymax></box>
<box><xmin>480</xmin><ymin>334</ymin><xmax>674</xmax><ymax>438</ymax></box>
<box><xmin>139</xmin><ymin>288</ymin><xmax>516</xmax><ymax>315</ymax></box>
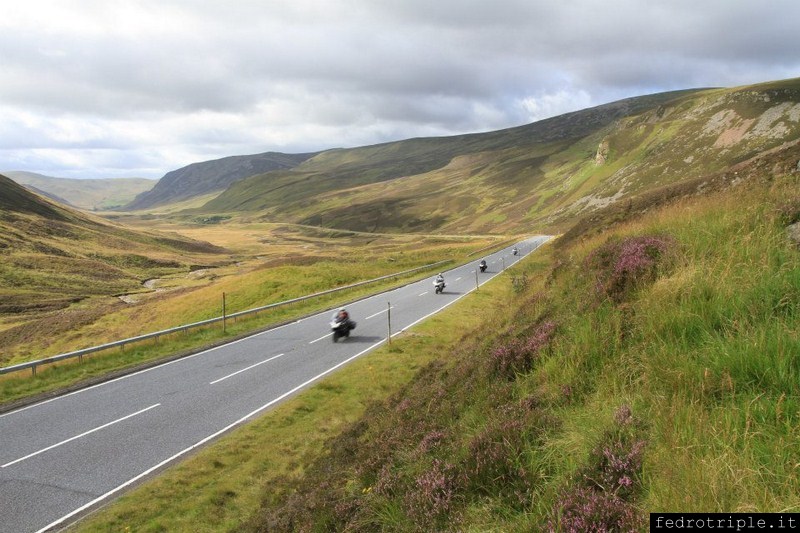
<box><xmin>33</xmin><ymin>339</ymin><xmax>390</xmax><ymax>533</ymax></box>
<box><xmin>365</xmin><ymin>307</ymin><xmax>393</xmax><ymax>320</ymax></box>
<box><xmin>209</xmin><ymin>354</ymin><xmax>285</xmax><ymax>385</ymax></box>
<box><xmin>2</xmin><ymin>403</ymin><xmax>161</xmax><ymax>468</ymax></box>
<box><xmin>309</xmin><ymin>332</ymin><xmax>330</xmax><ymax>344</ymax></box>
<box><xmin>419</xmin><ymin>291</ymin><xmax>428</xmax><ymax>296</ymax></box>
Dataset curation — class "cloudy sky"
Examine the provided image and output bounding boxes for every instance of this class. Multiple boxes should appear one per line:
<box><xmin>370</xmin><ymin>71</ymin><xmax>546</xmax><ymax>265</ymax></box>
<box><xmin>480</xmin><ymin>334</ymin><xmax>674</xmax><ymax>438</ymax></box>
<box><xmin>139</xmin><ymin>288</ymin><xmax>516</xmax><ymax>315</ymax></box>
<box><xmin>1</xmin><ymin>0</ymin><xmax>798</xmax><ymax>179</ymax></box>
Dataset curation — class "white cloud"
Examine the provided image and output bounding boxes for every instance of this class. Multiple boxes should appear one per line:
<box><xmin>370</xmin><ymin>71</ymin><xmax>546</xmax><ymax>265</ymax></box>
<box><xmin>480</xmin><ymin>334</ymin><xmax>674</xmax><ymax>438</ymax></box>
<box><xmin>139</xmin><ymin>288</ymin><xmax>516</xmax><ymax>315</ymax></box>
<box><xmin>0</xmin><ymin>0</ymin><xmax>798</xmax><ymax>178</ymax></box>
<box><xmin>520</xmin><ymin>90</ymin><xmax>594</xmax><ymax>123</ymax></box>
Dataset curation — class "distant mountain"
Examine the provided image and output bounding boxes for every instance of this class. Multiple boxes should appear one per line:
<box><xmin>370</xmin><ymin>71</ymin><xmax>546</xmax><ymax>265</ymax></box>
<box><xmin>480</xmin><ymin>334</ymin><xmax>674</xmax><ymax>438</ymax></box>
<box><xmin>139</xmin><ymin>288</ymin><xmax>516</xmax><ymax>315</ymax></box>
<box><xmin>3</xmin><ymin>171</ymin><xmax>155</xmax><ymax>211</ymax></box>
<box><xmin>123</xmin><ymin>151</ymin><xmax>319</xmax><ymax>211</ymax></box>
<box><xmin>198</xmin><ymin>78</ymin><xmax>800</xmax><ymax>234</ymax></box>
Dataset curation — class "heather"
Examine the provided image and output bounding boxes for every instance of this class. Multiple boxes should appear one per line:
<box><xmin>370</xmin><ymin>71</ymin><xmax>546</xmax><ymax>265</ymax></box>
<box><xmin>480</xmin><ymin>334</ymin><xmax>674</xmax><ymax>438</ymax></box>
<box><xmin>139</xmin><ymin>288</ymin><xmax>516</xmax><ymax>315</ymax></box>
<box><xmin>72</xmin><ymin>165</ymin><xmax>800</xmax><ymax>531</ymax></box>
<box><xmin>241</xmin><ymin>171</ymin><xmax>799</xmax><ymax>531</ymax></box>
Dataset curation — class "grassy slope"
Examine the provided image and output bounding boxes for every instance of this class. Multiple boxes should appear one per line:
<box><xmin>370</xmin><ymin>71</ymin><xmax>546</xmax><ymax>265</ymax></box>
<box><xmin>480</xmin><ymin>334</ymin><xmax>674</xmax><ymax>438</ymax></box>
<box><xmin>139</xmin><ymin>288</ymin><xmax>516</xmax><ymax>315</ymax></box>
<box><xmin>0</xmin><ymin>175</ymin><xmax>228</xmax><ymax>364</ymax></box>
<box><xmin>237</xmin><ymin>134</ymin><xmax>800</xmax><ymax>530</ymax></box>
<box><xmin>71</xmin><ymin>154</ymin><xmax>799</xmax><ymax>531</ymax></box>
<box><xmin>196</xmin><ymin>80</ymin><xmax>800</xmax><ymax>236</ymax></box>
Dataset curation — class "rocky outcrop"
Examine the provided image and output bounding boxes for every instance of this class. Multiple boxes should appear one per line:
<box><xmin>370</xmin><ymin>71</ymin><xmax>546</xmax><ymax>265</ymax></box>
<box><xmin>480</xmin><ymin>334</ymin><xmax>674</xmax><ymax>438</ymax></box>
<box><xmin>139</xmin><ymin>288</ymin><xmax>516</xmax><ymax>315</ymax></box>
<box><xmin>595</xmin><ymin>139</ymin><xmax>610</xmax><ymax>165</ymax></box>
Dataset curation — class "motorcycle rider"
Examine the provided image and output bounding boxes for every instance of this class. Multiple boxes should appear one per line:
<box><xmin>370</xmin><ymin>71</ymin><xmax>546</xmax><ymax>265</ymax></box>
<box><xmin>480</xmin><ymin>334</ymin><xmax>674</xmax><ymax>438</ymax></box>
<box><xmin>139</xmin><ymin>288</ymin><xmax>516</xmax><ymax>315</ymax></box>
<box><xmin>332</xmin><ymin>307</ymin><xmax>350</xmax><ymax>324</ymax></box>
<box><xmin>434</xmin><ymin>272</ymin><xmax>446</xmax><ymax>293</ymax></box>
<box><xmin>512</xmin><ymin>247</ymin><xmax>519</xmax><ymax>256</ymax></box>
<box><xmin>479</xmin><ymin>259</ymin><xmax>487</xmax><ymax>272</ymax></box>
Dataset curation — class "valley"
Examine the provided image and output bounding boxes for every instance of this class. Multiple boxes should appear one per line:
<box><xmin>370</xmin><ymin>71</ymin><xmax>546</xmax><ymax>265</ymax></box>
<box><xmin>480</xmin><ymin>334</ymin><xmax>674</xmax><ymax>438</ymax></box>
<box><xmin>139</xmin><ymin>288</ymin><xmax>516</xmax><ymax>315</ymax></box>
<box><xmin>1</xmin><ymin>77</ymin><xmax>799</xmax><ymax>532</ymax></box>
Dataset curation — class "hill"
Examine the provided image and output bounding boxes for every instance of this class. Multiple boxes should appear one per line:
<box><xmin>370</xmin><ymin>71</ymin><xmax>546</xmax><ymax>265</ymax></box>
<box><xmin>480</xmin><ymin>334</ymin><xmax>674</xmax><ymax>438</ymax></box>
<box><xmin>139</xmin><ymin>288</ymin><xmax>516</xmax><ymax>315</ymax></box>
<box><xmin>123</xmin><ymin>151</ymin><xmax>319</xmax><ymax>211</ymax></box>
<box><xmin>199</xmin><ymin>91</ymin><xmax>695</xmax><ymax>225</ymax></box>
<box><xmin>196</xmin><ymin>79</ymin><xmax>800</xmax><ymax>235</ymax></box>
<box><xmin>71</xmin><ymin>135</ymin><xmax>800</xmax><ymax>531</ymax></box>
<box><xmin>242</xmin><ymin>122</ymin><xmax>800</xmax><ymax>532</ymax></box>
<box><xmin>0</xmin><ymin>174</ymin><xmax>226</xmax><ymax>363</ymax></box>
<box><xmin>3</xmin><ymin>171</ymin><xmax>155</xmax><ymax>210</ymax></box>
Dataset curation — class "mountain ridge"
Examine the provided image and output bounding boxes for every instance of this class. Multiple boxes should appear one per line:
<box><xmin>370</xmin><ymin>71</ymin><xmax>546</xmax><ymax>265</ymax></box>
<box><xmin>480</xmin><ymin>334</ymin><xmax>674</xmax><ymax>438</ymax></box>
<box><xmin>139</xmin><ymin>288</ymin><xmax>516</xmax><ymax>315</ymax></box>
<box><xmin>206</xmin><ymin>79</ymin><xmax>800</xmax><ymax>234</ymax></box>
<box><xmin>123</xmin><ymin>151</ymin><xmax>319</xmax><ymax>211</ymax></box>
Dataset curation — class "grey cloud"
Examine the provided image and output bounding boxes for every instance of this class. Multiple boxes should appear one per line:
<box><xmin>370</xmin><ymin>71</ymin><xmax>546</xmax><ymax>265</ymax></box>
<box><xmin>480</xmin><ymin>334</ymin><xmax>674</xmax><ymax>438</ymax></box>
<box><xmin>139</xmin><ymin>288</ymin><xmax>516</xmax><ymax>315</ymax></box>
<box><xmin>1</xmin><ymin>0</ymin><xmax>799</xmax><ymax>179</ymax></box>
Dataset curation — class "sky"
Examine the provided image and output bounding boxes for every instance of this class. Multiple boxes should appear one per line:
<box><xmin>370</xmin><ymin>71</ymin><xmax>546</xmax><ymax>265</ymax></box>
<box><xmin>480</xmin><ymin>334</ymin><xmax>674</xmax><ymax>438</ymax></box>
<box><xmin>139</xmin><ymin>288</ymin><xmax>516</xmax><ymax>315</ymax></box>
<box><xmin>1</xmin><ymin>0</ymin><xmax>798</xmax><ymax>180</ymax></box>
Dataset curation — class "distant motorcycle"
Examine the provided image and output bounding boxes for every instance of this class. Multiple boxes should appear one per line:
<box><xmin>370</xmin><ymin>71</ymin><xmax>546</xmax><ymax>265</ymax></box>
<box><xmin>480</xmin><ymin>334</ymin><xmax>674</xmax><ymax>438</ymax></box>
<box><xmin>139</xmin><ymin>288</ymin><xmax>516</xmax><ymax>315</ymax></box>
<box><xmin>512</xmin><ymin>247</ymin><xmax>519</xmax><ymax>256</ymax></box>
<box><xmin>330</xmin><ymin>317</ymin><xmax>356</xmax><ymax>342</ymax></box>
<box><xmin>479</xmin><ymin>260</ymin><xmax>487</xmax><ymax>273</ymax></box>
<box><xmin>433</xmin><ymin>278</ymin><xmax>446</xmax><ymax>294</ymax></box>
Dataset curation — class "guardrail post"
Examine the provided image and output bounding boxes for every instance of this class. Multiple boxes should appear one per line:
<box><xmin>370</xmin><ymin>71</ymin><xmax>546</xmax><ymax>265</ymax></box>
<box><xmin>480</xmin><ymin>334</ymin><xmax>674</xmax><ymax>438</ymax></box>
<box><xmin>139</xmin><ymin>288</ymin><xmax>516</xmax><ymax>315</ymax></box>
<box><xmin>475</xmin><ymin>268</ymin><xmax>479</xmax><ymax>291</ymax></box>
<box><xmin>32</xmin><ymin>364</ymin><xmax>37</xmax><ymax>376</ymax></box>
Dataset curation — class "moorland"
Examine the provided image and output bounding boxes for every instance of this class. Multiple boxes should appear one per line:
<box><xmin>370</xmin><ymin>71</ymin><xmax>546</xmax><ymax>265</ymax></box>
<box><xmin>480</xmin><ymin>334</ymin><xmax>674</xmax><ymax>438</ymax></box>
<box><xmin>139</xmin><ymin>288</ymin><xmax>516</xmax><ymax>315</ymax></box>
<box><xmin>2</xmin><ymin>77</ymin><xmax>799</xmax><ymax>531</ymax></box>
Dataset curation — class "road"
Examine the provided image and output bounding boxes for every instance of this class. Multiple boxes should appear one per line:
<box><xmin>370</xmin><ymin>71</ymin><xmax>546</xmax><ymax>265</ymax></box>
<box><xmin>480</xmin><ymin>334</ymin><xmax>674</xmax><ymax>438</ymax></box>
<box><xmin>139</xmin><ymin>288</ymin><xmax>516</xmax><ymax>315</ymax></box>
<box><xmin>0</xmin><ymin>236</ymin><xmax>549</xmax><ymax>533</ymax></box>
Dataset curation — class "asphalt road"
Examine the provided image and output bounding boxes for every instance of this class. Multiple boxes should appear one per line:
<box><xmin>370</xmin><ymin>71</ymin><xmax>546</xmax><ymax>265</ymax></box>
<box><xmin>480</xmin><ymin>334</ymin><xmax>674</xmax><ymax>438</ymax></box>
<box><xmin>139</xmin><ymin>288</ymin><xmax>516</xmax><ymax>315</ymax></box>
<box><xmin>0</xmin><ymin>236</ymin><xmax>549</xmax><ymax>533</ymax></box>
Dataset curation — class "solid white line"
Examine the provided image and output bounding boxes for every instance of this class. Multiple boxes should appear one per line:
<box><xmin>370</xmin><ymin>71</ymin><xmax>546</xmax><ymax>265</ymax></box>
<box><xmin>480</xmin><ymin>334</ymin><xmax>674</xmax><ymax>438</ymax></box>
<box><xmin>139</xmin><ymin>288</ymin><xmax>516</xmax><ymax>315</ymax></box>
<box><xmin>33</xmin><ymin>339</ymin><xmax>388</xmax><ymax>533</ymax></box>
<box><xmin>309</xmin><ymin>333</ymin><xmax>330</xmax><ymax>344</ymax></box>
<box><xmin>209</xmin><ymin>354</ymin><xmax>285</xmax><ymax>385</ymax></box>
<box><xmin>2</xmin><ymin>403</ymin><xmax>160</xmax><ymax>469</ymax></box>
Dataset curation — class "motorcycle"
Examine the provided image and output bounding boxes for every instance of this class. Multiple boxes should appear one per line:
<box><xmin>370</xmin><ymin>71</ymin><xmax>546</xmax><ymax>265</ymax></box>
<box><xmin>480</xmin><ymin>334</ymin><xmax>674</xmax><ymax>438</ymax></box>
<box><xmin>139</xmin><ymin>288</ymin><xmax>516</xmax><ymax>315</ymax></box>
<box><xmin>331</xmin><ymin>317</ymin><xmax>356</xmax><ymax>342</ymax></box>
<box><xmin>433</xmin><ymin>279</ymin><xmax>446</xmax><ymax>294</ymax></box>
<box><xmin>479</xmin><ymin>261</ymin><xmax>487</xmax><ymax>273</ymax></box>
<box><xmin>512</xmin><ymin>247</ymin><xmax>519</xmax><ymax>256</ymax></box>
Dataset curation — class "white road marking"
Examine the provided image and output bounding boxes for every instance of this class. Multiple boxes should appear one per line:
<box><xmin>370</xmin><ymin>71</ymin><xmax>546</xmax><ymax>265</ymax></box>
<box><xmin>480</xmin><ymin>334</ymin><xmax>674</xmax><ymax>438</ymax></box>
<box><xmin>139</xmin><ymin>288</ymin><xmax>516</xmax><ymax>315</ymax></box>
<box><xmin>24</xmin><ymin>237</ymin><xmax>551</xmax><ymax>533</ymax></box>
<box><xmin>456</xmin><ymin>277</ymin><xmax>462</xmax><ymax>281</ymax></box>
<box><xmin>365</xmin><ymin>307</ymin><xmax>393</xmax><ymax>320</ymax></box>
<box><xmin>0</xmin><ymin>317</ymin><xmax>305</xmax><ymax>420</ymax></box>
<box><xmin>309</xmin><ymin>332</ymin><xmax>330</xmax><ymax>344</ymax></box>
<box><xmin>419</xmin><ymin>291</ymin><xmax>428</xmax><ymax>296</ymax></box>
<box><xmin>2</xmin><ymin>403</ymin><xmax>160</xmax><ymax>468</ymax></box>
<box><xmin>209</xmin><ymin>354</ymin><xmax>285</xmax><ymax>385</ymax></box>
<box><xmin>33</xmin><ymin>339</ymin><xmax>390</xmax><ymax>533</ymax></box>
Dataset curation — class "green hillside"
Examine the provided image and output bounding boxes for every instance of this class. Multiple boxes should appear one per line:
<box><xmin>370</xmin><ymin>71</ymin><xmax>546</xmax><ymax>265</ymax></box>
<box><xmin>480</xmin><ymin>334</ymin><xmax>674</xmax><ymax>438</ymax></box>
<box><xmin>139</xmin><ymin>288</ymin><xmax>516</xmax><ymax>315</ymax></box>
<box><xmin>4</xmin><ymin>171</ymin><xmax>155</xmax><ymax>210</ymax></box>
<box><xmin>198</xmin><ymin>91</ymin><xmax>696</xmax><ymax>221</ymax></box>
<box><xmin>197</xmin><ymin>80</ymin><xmax>800</xmax><ymax>235</ymax></box>
<box><xmin>70</xmin><ymin>123</ymin><xmax>800</xmax><ymax>532</ymax></box>
<box><xmin>245</xmin><ymin>122</ymin><xmax>800</xmax><ymax>531</ymax></box>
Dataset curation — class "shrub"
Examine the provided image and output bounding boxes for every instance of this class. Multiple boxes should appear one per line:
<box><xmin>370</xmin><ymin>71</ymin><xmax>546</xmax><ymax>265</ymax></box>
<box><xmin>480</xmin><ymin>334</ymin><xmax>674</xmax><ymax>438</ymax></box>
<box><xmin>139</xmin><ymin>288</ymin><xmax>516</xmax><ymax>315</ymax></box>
<box><xmin>405</xmin><ymin>459</ymin><xmax>462</xmax><ymax>530</ymax></box>
<box><xmin>491</xmin><ymin>321</ymin><xmax>557</xmax><ymax>379</ymax></box>
<box><xmin>548</xmin><ymin>405</ymin><xmax>648</xmax><ymax>532</ymax></box>
<box><xmin>548</xmin><ymin>486</ymin><xmax>644</xmax><ymax>533</ymax></box>
<box><xmin>585</xmin><ymin>235</ymin><xmax>676</xmax><ymax>302</ymax></box>
<box><xmin>461</xmin><ymin>398</ymin><xmax>551</xmax><ymax>508</ymax></box>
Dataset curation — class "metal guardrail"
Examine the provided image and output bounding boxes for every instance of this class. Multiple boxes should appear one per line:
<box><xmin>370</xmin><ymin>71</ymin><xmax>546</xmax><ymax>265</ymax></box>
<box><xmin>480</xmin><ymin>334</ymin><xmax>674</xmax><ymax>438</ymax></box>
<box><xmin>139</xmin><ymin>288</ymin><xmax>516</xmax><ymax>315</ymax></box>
<box><xmin>0</xmin><ymin>259</ymin><xmax>451</xmax><ymax>377</ymax></box>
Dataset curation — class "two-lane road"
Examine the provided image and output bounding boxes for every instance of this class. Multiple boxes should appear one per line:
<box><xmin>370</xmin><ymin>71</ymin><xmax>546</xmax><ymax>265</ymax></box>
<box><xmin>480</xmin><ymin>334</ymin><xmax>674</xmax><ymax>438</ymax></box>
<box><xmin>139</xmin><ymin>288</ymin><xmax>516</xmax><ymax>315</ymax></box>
<box><xmin>0</xmin><ymin>236</ymin><xmax>549</xmax><ymax>533</ymax></box>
